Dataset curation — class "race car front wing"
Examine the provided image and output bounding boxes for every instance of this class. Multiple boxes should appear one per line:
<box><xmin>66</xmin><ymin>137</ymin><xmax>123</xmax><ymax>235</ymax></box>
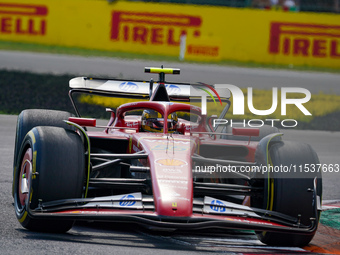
<box><xmin>24</xmin><ymin>189</ymin><xmax>320</xmax><ymax>235</ymax></box>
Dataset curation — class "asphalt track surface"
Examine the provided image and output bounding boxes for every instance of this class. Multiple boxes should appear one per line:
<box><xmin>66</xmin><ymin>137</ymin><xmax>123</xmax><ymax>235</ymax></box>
<box><xmin>1</xmin><ymin>50</ymin><xmax>340</xmax><ymax>253</ymax></box>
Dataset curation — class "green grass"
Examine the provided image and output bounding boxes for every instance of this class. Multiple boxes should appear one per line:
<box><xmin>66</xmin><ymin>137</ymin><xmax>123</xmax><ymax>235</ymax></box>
<box><xmin>1</xmin><ymin>40</ymin><xmax>340</xmax><ymax>74</ymax></box>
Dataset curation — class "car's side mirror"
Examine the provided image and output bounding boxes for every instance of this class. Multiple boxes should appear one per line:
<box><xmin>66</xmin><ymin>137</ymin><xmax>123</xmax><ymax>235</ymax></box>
<box><xmin>68</xmin><ymin>117</ymin><xmax>96</xmax><ymax>127</ymax></box>
<box><xmin>232</xmin><ymin>127</ymin><xmax>260</xmax><ymax>137</ymax></box>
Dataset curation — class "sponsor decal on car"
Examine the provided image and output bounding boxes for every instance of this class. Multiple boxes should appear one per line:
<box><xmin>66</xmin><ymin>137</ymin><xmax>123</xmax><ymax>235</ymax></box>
<box><xmin>119</xmin><ymin>82</ymin><xmax>139</xmax><ymax>92</ymax></box>
<box><xmin>204</xmin><ymin>197</ymin><xmax>260</xmax><ymax>217</ymax></box>
<box><xmin>155</xmin><ymin>158</ymin><xmax>188</xmax><ymax>167</ymax></box>
<box><xmin>157</xmin><ymin>175</ymin><xmax>187</xmax><ymax>180</ymax></box>
<box><xmin>165</xmin><ymin>84</ymin><xmax>181</xmax><ymax>94</ymax></box>
<box><xmin>210</xmin><ymin>199</ymin><xmax>226</xmax><ymax>213</ymax></box>
<box><xmin>119</xmin><ymin>194</ymin><xmax>136</xmax><ymax>206</ymax></box>
<box><xmin>79</xmin><ymin>193</ymin><xmax>143</xmax><ymax>209</ymax></box>
<box><xmin>169</xmin><ymin>191</ymin><xmax>181</xmax><ymax>197</ymax></box>
<box><xmin>158</xmin><ymin>184</ymin><xmax>189</xmax><ymax>190</ymax></box>
<box><xmin>159</xmin><ymin>179</ymin><xmax>188</xmax><ymax>184</ymax></box>
<box><xmin>161</xmin><ymin>168</ymin><xmax>182</xmax><ymax>173</ymax></box>
<box><xmin>151</xmin><ymin>144</ymin><xmax>188</xmax><ymax>151</ymax></box>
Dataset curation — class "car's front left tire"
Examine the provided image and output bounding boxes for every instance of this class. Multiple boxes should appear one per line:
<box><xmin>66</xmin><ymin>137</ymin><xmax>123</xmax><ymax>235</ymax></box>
<box><xmin>13</xmin><ymin>109</ymin><xmax>75</xmax><ymax>197</ymax></box>
<box><xmin>14</xmin><ymin>126</ymin><xmax>85</xmax><ymax>233</ymax></box>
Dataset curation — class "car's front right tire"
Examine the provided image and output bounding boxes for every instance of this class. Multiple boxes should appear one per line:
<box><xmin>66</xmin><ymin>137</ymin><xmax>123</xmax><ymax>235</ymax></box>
<box><xmin>255</xmin><ymin>141</ymin><xmax>322</xmax><ymax>247</ymax></box>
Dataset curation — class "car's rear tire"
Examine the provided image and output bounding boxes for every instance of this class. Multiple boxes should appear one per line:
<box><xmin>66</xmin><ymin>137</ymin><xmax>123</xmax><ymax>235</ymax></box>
<box><xmin>255</xmin><ymin>141</ymin><xmax>322</xmax><ymax>247</ymax></box>
<box><xmin>13</xmin><ymin>126</ymin><xmax>85</xmax><ymax>233</ymax></box>
<box><xmin>13</xmin><ymin>109</ymin><xmax>75</xmax><ymax>197</ymax></box>
<box><xmin>221</xmin><ymin>124</ymin><xmax>281</xmax><ymax>141</ymax></box>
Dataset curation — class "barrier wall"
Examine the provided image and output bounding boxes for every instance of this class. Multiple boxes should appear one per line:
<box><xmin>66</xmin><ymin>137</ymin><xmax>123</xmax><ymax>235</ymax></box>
<box><xmin>0</xmin><ymin>0</ymin><xmax>340</xmax><ymax>68</ymax></box>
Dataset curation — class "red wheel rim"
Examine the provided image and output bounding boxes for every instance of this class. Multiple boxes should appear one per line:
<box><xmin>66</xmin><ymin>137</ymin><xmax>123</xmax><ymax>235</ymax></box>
<box><xmin>18</xmin><ymin>148</ymin><xmax>32</xmax><ymax>207</ymax></box>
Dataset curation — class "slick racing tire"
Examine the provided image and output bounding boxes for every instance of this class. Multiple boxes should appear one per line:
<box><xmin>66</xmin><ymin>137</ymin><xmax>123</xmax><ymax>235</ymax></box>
<box><xmin>13</xmin><ymin>126</ymin><xmax>85</xmax><ymax>233</ymax></box>
<box><xmin>220</xmin><ymin>124</ymin><xmax>281</xmax><ymax>141</ymax></box>
<box><xmin>13</xmin><ymin>109</ymin><xmax>75</xmax><ymax>197</ymax></box>
<box><xmin>256</xmin><ymin>141</ymin><xmax>322</xmax><ymax>247</ymax></box>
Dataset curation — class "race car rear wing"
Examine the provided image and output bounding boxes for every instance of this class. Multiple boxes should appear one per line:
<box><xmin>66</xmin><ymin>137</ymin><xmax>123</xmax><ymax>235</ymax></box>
<box><xmin>69</xmin><ymin>67</ymin><xmax>231</xmax><ymax>118</ymax></box>
<box><xmin>69</xmin><ymin>77</ymin><xmax>188</xmax><ymax>101</ymax></box>
<box><xmin>69</xmin><ymin>77</ymin><xmax>231</xmax><ymax>102</ymax></box>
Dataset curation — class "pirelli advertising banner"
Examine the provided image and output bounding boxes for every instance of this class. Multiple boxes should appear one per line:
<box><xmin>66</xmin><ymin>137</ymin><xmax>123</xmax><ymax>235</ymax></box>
<box><xmin>0</xmin><ymin>0</ymin><xmax>340</xmax><ymax>68</ymax></box>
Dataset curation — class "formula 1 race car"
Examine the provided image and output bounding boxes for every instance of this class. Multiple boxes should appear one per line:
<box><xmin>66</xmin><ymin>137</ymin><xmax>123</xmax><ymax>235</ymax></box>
<box><xmin>12</xmin><ymin>67</ymin><xmax>322</xmax><ymax>247</ymax></box>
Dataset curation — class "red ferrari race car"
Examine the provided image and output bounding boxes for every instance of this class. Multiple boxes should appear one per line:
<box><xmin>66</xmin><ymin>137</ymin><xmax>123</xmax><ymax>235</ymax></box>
<box><xmin>12</xmin><ymin>67</ymin><xmax>322</xmax><ymax>247</ymax></box>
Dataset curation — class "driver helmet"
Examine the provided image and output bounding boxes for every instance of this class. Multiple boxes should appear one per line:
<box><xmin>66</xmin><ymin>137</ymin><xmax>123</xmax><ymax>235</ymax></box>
<box><xmin>141</xmin><ymin>110</ymin><xmax>178</xmax><ymax>133</ymax></box>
